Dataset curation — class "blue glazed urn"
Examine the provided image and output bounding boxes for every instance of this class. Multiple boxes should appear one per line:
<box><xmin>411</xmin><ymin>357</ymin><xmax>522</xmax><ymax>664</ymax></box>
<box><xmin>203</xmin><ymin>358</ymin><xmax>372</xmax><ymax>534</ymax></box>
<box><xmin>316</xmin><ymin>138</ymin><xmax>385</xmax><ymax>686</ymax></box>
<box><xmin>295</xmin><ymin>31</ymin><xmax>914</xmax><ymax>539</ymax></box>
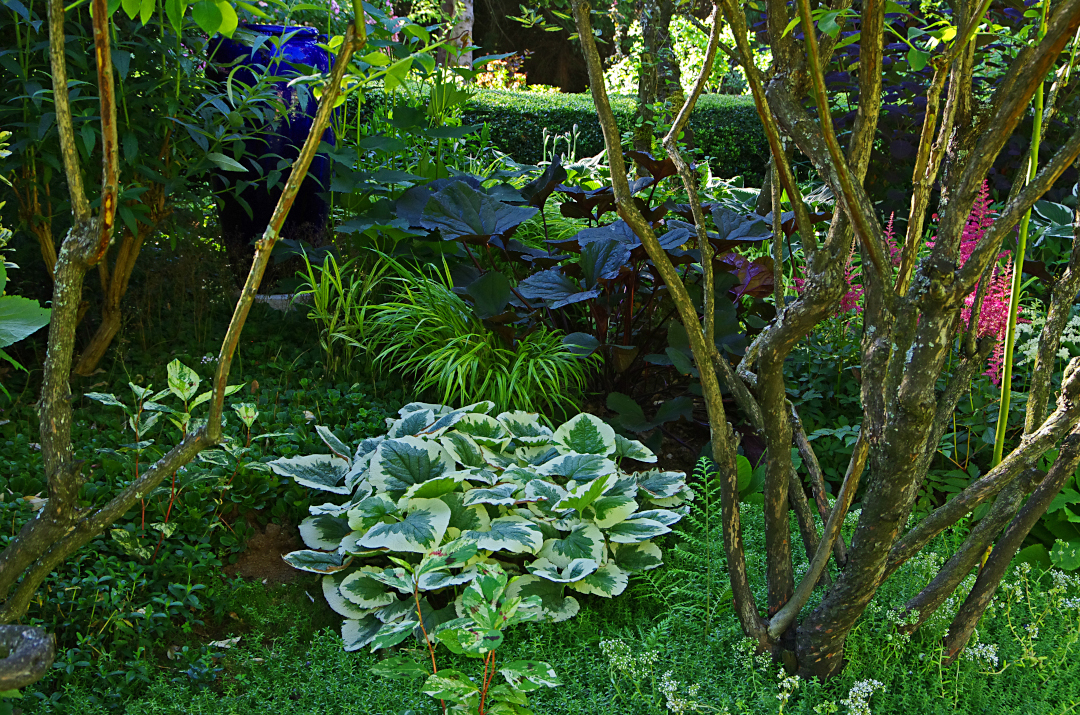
<box><xmin>207</xmin><ymin>24</ymin><xmax>335</xmax><ymax>274</ymax></box>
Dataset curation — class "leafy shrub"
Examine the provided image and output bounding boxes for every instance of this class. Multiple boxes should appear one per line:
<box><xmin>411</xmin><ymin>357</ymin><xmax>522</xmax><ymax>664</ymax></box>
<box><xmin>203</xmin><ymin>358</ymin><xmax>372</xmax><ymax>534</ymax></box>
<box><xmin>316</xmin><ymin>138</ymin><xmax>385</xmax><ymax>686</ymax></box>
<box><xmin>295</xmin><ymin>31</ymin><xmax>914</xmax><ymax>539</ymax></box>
<box><xmin>273</xmin><ymin>402</ymin><xmax>691</xmax><ymax>652</ymax></box>
<box><xmin>458</xmin><ymin>90</ymin><xmax>769</xmax><ymax>181</ymax></box>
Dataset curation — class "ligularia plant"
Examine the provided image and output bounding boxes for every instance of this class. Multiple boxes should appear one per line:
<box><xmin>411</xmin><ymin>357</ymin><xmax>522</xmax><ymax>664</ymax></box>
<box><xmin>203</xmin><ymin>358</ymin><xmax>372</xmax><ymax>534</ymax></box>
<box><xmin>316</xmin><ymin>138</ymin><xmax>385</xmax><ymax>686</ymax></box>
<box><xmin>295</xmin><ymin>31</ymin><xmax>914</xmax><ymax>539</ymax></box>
<box><xmin>271</xmin><ymin>402</ymin><xmax>690</xmax><ymax>651</ymax></box>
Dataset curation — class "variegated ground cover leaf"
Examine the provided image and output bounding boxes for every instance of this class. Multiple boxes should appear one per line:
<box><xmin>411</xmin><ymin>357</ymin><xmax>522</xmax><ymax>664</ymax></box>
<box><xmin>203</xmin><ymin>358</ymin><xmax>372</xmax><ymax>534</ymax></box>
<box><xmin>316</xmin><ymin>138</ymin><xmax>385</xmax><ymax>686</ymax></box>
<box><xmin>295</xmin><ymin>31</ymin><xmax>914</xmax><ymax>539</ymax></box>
<box><xmin>275</xmin><ymin>404</ymin><xmax>687</xmax><ymax>653</ymax></box>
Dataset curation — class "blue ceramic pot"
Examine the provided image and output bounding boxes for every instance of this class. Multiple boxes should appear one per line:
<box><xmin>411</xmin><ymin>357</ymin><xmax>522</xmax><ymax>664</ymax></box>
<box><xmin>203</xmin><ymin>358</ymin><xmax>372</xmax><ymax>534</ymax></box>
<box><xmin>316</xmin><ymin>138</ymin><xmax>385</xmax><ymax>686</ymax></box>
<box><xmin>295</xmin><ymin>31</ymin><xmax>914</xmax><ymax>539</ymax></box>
<box><xmin>207</xmin><ymin>24</ymin><xmax>335</xmax><ymax>267</ymax></box>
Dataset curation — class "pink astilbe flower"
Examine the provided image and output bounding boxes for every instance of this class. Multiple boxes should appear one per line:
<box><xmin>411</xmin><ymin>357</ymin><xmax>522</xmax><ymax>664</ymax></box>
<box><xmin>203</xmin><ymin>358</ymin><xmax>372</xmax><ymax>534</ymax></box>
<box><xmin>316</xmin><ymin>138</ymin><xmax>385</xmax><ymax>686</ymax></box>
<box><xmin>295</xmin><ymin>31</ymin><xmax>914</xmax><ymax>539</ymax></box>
<box><xmin>792</xmin><ymin>238</ymin><xmax>863</xmax><ymax>316</ymax></box>
<box><xmin>949</xmin><ymin>181</ymin><xmax>1027</xmax><ymax>385</ymax></box>
<box><xmin>884</xmin><ymin>212</ymin><xmax>902</xmax><ymax>266</ymax></box>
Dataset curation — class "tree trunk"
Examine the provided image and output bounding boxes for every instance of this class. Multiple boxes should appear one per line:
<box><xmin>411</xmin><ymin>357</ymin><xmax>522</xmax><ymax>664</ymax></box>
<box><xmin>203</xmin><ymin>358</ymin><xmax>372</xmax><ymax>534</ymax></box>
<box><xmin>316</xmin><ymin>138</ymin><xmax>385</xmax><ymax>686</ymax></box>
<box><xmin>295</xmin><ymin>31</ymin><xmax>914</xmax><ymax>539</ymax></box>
<box><xmin>634</xmin><ymin>0</ymin><xmax>680</xmax><ymax>155</ymax></box>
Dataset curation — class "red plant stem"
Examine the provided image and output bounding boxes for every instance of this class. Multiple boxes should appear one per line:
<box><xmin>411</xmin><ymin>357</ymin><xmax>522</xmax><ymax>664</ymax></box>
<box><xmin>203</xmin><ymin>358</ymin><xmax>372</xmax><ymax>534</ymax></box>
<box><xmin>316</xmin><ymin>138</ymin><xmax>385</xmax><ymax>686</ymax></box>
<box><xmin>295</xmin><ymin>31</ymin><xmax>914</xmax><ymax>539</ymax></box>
<box><xmin>479</xmin><ymin>651</ymin><xmax>495</xmax><ymax>715</ymax></box>
<box><xmin>412</xmin><ymin>583</ymin><xmax>445</xmax><ymax>714</ymax></box>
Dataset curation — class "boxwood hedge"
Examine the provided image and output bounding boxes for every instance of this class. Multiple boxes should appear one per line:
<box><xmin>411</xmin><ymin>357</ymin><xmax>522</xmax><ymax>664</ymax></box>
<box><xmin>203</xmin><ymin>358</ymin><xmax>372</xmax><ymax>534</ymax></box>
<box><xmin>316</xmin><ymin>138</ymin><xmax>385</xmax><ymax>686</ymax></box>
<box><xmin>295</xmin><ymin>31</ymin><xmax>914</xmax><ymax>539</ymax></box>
<box><xmin>461</xmin><ymin>89</ymin><xmax>769</xmax><ymax>181</ymax></box>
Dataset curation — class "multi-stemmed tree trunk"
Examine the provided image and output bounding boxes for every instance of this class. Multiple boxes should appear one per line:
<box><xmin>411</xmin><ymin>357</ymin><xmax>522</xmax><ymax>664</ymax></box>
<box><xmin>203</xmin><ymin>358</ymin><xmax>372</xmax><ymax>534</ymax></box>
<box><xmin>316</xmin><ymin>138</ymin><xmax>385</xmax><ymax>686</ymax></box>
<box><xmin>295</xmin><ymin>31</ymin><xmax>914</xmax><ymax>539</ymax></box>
<box><xmin>572</xmin><ymin>0</ymin><xmax>1080</xmax><ymax>677</ymax></box>
<box><xmin>0</xmin><ymin>0</ymin><xmax>365</xmax><ymax>686</ymax></box>
<box><xmin>633</xmin><ymin>0</ymin><xmax>681</xmax><ymax>155</ymax></box>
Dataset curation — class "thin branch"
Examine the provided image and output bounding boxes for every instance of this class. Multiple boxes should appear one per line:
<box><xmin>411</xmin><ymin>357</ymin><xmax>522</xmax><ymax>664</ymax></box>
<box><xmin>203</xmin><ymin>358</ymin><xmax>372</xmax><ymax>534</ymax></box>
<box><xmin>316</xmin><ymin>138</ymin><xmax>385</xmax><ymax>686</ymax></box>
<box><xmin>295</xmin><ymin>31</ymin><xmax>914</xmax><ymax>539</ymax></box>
<box><xmin>90</xmin><ymin>0</ymin><xmax>119</xmax><ymax>265</ymax></box>
<box><xmin>886</xmin><ymin>357</ymin><xmax>1080</xmax><ymax>573</ymax></box>
<box><xmin>769</xmin><ymin>434</ymin><xmax>868</xmax><ymax>638</ymax></box>
<box><xmin>47</xmin><ymin>0</ymin><xmax>89</xmax><ymax>223</ymax></box>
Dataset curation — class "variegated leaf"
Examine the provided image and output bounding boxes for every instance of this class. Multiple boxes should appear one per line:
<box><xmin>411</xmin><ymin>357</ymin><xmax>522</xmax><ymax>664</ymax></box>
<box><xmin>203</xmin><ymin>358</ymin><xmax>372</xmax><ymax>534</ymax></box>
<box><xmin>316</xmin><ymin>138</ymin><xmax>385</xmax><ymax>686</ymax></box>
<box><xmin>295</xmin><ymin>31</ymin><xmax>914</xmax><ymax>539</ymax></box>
<box><xmin>515</xmin><ymin>445</ymin><xmax>560</xmax><ymax>466</ymax></box>
<box><xmin>498</xmin><ymin>410</ymin><xmax>554</xmax><ymax>446</ymax></box>
<box><xmin>612</xmin><ymin>541</ymin><xmax>663</xmax><ymax>572</ymax></box>
<box><xmin>524</xmin><ymin>479</ymin><xmax>569</xmax><ymax>519</ymax></box>
<box><xmin>315</xmin><ymin>425</ymin><xmax>351</xmax><ymax>460</ymax></box>
<box><xmin>613</xmin><ymin>433</ymin><xmax>657</xmax><ymax>463</ymax></box>
<box><xmin>462</xmin><ymin>483</ymin><xmax>518</xmax><ymax>507</ymax></box>
<box><xmin>283</xmin><ymin>549</ymin><xmax>351</xmax><ymax>574</ymax></box>
<box><xmin>387</xmin><ymin>409</ymin><xmax>435</xmax><ymax>438</ymax></box>
<box><xmin>538</xmin><ymin>522</ymin><xmax>605</xmax><ymax>568</ymax></box>
<box><xmin>527</xmin><ymin>557</ymin><xmax>597</xmax><ymax>583</ymax></box>
<box><xmin>636</xmin><ymin>469</ymin><xmax>686</xmax><ymax>499</ymax></box>
<box><xmin>368</xmin><ymin>436</ymin><xmax>451</xmax><ymax>494</ymax></box>
<box><xmin>568</xmin><ymin>562</ymin><xmax>628</xmax><ymax>597</ymax></box>
<box><xmin>269</xmin><ymin>454</ymin><xmax>351</xmax><ymax>494</ymax></box>
<box><xmin>322</xmin><ymin>573</ymin><xmax>374</xmax><ymax>619</ymax></box>
<box><xmin>553</xmin><ymin>473</ymin><xmax>618</xmax><ymax>514</ymax></box>
<box><xmin>504</xmin><ymin>575</ymin><xmax>580</xmax><ymax>622</ymax></box>
<box><xmin>553</xmin><ymin>413</ymin><xmax>616</xmax><ymax>456</ymax></box>
<box><xmin>463</xmin><ymin>515</ymin><xmax>543</xmax><ymax>554</ymax></box>
<box><xmin>341</xmin><ymin>567</ymin><xmax>398</xmax><ymax>608</ymax></box>
<box><xmin>537</xmin><ymin>453</ymin><xmax>618</xmax><ymax>481</ymax></box>
<box><xmin>347</xmin><ymin>495</ymin><xmax>399</xmax><ymax>531</ymax></box>
<box><xmin>359</xmin><ymin>498</ymin><xmax>451</xmax><ymax>553</ymax></box>
<box><xmin>499</xmin><ymin>660</ymin><xmax>561</xmax><ymax>691</ymax></box>
<box><xmin>299</xmin><ymin>514</ymin><xmax>351</xmax><ymax>550</ymax></box>
<box><xmin>629</xmin><ymin>508</ymin><xmax>684</xmax><ymax>527</ymax></box>
<box><xmin>606</xmin><ymin>517</ymin><xmax>670</xmax><ymax>543</ymax></box>
<box><xmin>440</xmin><ymin>431</ymin><xmax>486</xmax><ymax>468</ymax></box>
<box><xmin>342</xmin><ymin>614</ymin><xmax>382</xmax><ymax>652</ymax></box>
<box><xmin>455</xmin><ymin>413</ymin><xmax>511</xmax><ymax>450</ymax></box>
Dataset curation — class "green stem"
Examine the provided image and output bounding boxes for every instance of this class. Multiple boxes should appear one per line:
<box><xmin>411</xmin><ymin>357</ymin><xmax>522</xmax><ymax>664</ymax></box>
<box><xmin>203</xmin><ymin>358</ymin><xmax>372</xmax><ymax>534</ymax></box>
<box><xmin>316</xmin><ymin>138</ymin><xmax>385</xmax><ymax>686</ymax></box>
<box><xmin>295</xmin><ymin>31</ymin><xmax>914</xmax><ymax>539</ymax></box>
<box><xmin>993</xmin><ymin>0</ymin><xmax>1049</xmax><ymax>467</ymax></box>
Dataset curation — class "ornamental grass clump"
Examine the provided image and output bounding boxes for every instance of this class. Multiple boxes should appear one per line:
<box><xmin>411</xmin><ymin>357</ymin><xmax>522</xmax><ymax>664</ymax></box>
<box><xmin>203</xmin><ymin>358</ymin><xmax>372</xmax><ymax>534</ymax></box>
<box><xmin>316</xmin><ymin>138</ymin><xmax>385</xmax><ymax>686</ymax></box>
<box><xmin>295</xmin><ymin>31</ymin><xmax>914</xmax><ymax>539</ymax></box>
<box><xmin>271</xmin><ymin>402</ymin><xmax>690</xmax><ymax>652</ymax></box>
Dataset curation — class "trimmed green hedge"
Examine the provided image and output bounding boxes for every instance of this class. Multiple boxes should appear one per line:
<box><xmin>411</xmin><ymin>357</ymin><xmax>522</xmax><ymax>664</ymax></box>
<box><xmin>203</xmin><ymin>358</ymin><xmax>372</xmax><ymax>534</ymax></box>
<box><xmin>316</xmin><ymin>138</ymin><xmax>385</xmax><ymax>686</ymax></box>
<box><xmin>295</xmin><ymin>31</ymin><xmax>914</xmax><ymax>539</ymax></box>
<box><xmin>462</xmin><ymin>89</ymin><xmax>769</xmax><ymax>181</ymax></box>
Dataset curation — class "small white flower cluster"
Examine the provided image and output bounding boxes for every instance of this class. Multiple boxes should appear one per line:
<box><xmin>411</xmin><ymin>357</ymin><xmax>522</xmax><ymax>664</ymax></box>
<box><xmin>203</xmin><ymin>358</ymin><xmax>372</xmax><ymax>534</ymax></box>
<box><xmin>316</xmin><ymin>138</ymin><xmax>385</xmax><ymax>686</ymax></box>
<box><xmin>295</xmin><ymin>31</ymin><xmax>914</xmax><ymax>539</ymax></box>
<box><xmin>843</xmin><ymin>508</ymin><xmax>862</xmax><ymax>529</ymax></box>
<box><xmin>659</xmin><ymin>670</ymin><xmax>702</xmax><ymax>714</ymax></box>
<box><xmin>1024</xmin><ymin>623</ymin><xmax>1040</xmax><ymax>641</ymax></box>
<box><xmin>201</xmin><ymin>353</ymin><xmax>218</xmax><ymax>365</ymax></box>
<box><xmin>963</xmin><ymin>641</ymin><xmax>999</xmax><ymax>669</ymax></box>
<box><xmin>840</xmin><ymin>679</ymin><xmax>885</xmax><ymax>715</ymax></box>
<box><xmin>884</xmin><ymin>608</ymin><xmax>919</xmax><ymax>644</ymax></box>
<box><xmin>599</xmin><ymin>638</ymin><xmax>658</xmax><ymax>679</ymax></box>
<box><xmin>1061</xmin><ymin>597</ymin><xmax>1080</xmax><ymax>609</ymax></box>
<box><xmin>733</xmin><ymin>637</ymin><xmax>757</xmax><ymax>671</ymax></box>
<box><xmin>776</xmin><ymin>672</ymin><xmax>800</xmax><ymax>708</ymax></box>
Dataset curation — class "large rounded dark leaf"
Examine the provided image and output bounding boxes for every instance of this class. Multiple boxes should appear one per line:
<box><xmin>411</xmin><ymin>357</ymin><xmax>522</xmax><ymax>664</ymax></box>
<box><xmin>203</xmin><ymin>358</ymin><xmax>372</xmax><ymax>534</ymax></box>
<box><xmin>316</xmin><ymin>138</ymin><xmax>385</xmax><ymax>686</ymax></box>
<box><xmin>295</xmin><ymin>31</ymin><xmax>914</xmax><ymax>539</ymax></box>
<box><xmin>520</xmin><ymin>154</ymin><xmax>568</xmax><ymax>209</ymax></box>
<box><xmin>421</xmin><ymin>182</ymin><xmax>538</xmax><ymax>243</ymax></box>
<box><xmin>465</xmin><ymin>271</ymin><xmax>514</xmax><ymax>319</ymax></box>
<box><xmin>517</xmin><ymin>269</ymin><xmax>600</xmax><ymax>309</ymax></box>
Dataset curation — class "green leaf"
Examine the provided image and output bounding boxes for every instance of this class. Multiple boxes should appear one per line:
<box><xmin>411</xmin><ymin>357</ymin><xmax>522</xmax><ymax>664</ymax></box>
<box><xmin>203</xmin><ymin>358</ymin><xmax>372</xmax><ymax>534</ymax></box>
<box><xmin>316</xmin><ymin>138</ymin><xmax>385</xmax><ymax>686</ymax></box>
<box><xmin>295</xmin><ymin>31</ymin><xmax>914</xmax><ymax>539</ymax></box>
<box><xmin>464</xmin><ymin>515</ymin><xmax>543</xmax><ymax>554</ymax></box>
<box><xmin>1051</xmin><ymin>539</ymin><xmax>1080</xmax><ymax>571</ymax></box>
<box><xmin>164</xmin><ymin>0</ymin><xmax>187</xmax><ymax>33</ymax></box>
<box><xmin>371</xmin><ymin>619</ymin><xmax>419</xmax><ymax>650</ymax></box>
<box><xmin>347</xmin><ymin>495</ymin><xmax>399</xmax><ymax>531</ymax></box>
<box><xmin>612</xmin><ymin>541</ymin><xmax>663</xmax><ymax>572</ymax></box>
<box><xmin>138</xmin><ymin>0</ymin><xmax>155</xmax><ymax>25</ymax></box>
<box><xmin>568</xmin><ymin>562</ymin><xmax>628</xmax><ymax>597</ymax></box>
<box><xmin>283</xmin><ymin>549</ymin><xmax>351</xmax><ymax>574</ymax></box>
<box><xmin>440</xmin><ymin>491</ymin><xmax>491</xmax><ymax>534</ymax></box>
<box><xmin>590</xmin><ymin>492</ymin><xmax>638</xmax><ymax>529</ymax></box>
<box><xmin>340</xmin><ymin>567</ymin><xmax>398</xmax><ymax>608</ymax></box>
<box><xmin>121</xmin><ymin>0</ymin><xmax>140</xmax><ymax>19</ymax></box>
<box><xmin>85</xmin><ymin>392</ymin><xmax>127</xmax><ymax>409</ymax></box>
<box><xmin>371</xmin><ymin>655</ymin><xmax>429</xmax><ymax>681</ymax></box>
<box><xmin>908</xmin><ymin>46</ymin><xmax>930</xmax><ymax>71</ymax></box>
<box><xmin>0</xmin><ymin>296</ymin><xmax>50</xmax><ymax>349</ymax></box>
<box><xmin>298</xmin><ymin>514</ymin><xmax>351</xmax><ymax>550</ymax></box>
<box><xmin>269</xmin><ymin>454</ymin><xmax>351</xmax><ymax>494</ymax></box>
<box><xmin>418</xmin><ymin>538</ymin><xmax>479</xmax><ymax>576</ymax></box>
<box><xmin>553</xmin><ymin>414</ymin><xmax>617</xmax><ymax>456</ymax></box>
<box><xmin>464</xmin><ymin>270</ymin><xmax>514</xmax><ymax>319</ymax></box>
<box><xmin>369</xmin><ymin>437</ymin><xmax>451</xmax><ymax>494</ymax></box>
<box><xmin>204</xmin><ymin>151</ymin><xmax>243</xmax><ymax>172</ymax></box>
<box><xmin>400</xmin><ymin>473</ymin><xmax>465</xmax><ymax>501</ymax></box>
<box><xmin>388</xmin><ymin>409</ymin><xmax>435</xmax><ymax>438</ymax></box>
<box><xmin>315</xmin><ymin>425</ymin><xmax>351</xmax><ymax>460</ymax></box>
<box><xmin>191</xmin><ymin>0</ymin><xmax>223</xmax><ymax>34</ymax></box>
<box><xmin>538</xmin><ymin>523</ymin><xmax>604</xmax><ymax>567</ymax></box>
<box><xmin>736</xmin><ymin>455</ymin><xmax>753</xmax><ymax>492</ymax></box>
<box><xmin>527</xmin><ymin>557</ymin><xmax>597</xmax><ymax>583</ymax></box>
<box><xmin>454</xmin><ymin>413</ymin><xmax>512</xmax><ymax>450</ymax></box>
<box><xmin>359</xmin><ymin>497</ymin><xmax>451</xmax><ymax>553</ymax></box>
<box><xmin>499</xmin><ymin>660</ymin><xmax>560</xmax><ymax>691</ymax></box>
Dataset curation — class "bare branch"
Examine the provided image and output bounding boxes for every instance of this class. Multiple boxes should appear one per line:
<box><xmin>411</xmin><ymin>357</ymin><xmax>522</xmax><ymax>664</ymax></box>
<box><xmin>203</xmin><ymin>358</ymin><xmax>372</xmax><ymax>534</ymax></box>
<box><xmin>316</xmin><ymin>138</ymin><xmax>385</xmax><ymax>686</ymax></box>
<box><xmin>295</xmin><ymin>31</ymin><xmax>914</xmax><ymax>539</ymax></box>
<box><xmin>47</xmin><ymin>0</ymin><xmax>88</xmax><ymax>223</ymax></box>
<box><xmin>90</xmin><ymin>0</ymin><xmax>119</xmax><ymax>265</ymax></box>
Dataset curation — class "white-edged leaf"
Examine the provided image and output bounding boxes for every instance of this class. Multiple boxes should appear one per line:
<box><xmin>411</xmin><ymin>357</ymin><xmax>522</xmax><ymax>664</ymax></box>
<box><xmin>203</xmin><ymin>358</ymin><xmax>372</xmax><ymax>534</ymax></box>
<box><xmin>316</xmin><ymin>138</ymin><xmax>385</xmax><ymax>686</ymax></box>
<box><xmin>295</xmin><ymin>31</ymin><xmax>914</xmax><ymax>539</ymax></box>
<box><xmin>359</xmin><ymin>498</ymin><xmax>451</xmax><ymax>553</ymax></box>
<box><xmin>606</xmin><ymin>517</ymin><xmax>670</xmax><ymax>543</ymax></box>
<box><xmin>368</xmin><ymin>436</ymin><xmax>452</xmax><ymax>494</ymax></box>
<box><xmin>269</xmin><ymin>454</ymin><xmax>351</xmax><ymax>494</ymax></box>
<box><xmin>538</xmin><ymin>522</ymin><xmax>604</xmax><ymax>568</ymax></box>
<box><xmin>348</xmin><ymin>495</ymin><xmax>399</xmax><ymax>531</ymax></box>
<box><xmin>322</xmin><ymin>573</ymin><xmax>374</xmax><ymax>618</ymax></box>
<box><xmin>515</xmin><ymin>445</ymin><xmax>560</xmax><ymax>466</ymax></box>
<box><xmin>554</xmin><ymin>474</ymin><xmax>618</xmax><ymax>513</ymax></box>
<box><xmin>399</xmin><ymin>473</ymin><xmax>465</xmax><ymax>502</ymax></box>
<box><xmin>455</xmin><ymin>413</ymin><xmax>511</xmax><ymax>450</ymax></box>
<box><xmin>527</xmin><ymin>557</ymin><xmax>597</xmax><ymax>583</ymax></box>
<box><xmin>463</xmin><ymin>515</ymin><xmax>543</xmax><ymax>554</ymax></box>
<box><xmin>525</xmin><ymin>479</ymin><xmax>570</xmax><ymax>519</ymax></box>
<box><xmin>342</xmin><ymin>614</ymin><xmax>383</xmax><ymax>651</ymax></box>
<box><xmin>629</xmin><ymin>508</ymin><xmax>684</xmax><ymax>527</ymax></box>
<box><xmin>637</xmin><ymin>470</ymin><xmax>685</xmax><ymax>499</ymax></box>
<box><xmin>504</xmin><ymin>575</ymin><xmax>579</xmax><ymax>622</ymax></box>
<box><xmin>614</xmin><ymin>433</ymin><xmax>657</xmax><ymax>463</ymax></box>
<box><xmin>568</xmin><ymin>562</ymin><xmax>628</xmax><ymax>597</ymax></box>
<box><xmin>341</xmin><ymin>567</ymin><xmax>398</xmax><ymax>608</ymax></box>
<box><xmin>590</xmin><ymin>493</ymin><xmax>638</xmax><ymax>529</ymax></box>
<box><xmin>498</xmin><ymin>411</ymin><xmax>554</xmax><ymax>446</ymax></box>
<box><xmin>440</xmin><ymin>431</ymin><xmax>486</xmax><ymax>468</ymax></box>
<box><xmin>462</xmin><ymin>483</ymin><xmax>518</xmax><ymax>507</ymax></box>
<box><xmin>553</xmin><ymin>413</ymin><xmax>616</xmax><ymax>456</ymax></box>
<box><xmin>537</xmin><ymin>453</ymin><xmax>618</xmax><ymax>481</ymax></box>
<box><xmin>299</xmin><ymin>514</ymin><xmax>351</xmax><ymax>550</ymax></box>
<box><xmin>612</xmin><ymin>541</ymin><xmax>663</xmax><ymax>572</ymax></box>
<box><xmin>499</xmin><ymin>660</ymin><xmax>561</xmax><ymax>691</ymax></box>
<box><xmin>387</xmin><ymin>409</ymin><xmax>435</xmax><ymax>438</ymax></box>
<box><xmin>316</xmin><ymin>425</ymin><xmax>351</xmax><ymax>459</ymax></box>
<box><xmin>283</xmin><ymin>549</ymin><xmax>351</xmax><ymax>573</ymax></box>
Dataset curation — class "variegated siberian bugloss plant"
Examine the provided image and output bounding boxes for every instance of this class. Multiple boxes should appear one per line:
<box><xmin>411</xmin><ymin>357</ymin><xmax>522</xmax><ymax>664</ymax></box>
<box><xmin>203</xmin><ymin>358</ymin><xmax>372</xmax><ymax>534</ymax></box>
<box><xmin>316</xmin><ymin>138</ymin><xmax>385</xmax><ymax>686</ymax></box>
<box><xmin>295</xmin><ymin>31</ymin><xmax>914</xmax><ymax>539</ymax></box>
<box><xmin>274</xmin><ymin>402</ymin><xmax>689</xmax><ymax>651</ymax></box>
